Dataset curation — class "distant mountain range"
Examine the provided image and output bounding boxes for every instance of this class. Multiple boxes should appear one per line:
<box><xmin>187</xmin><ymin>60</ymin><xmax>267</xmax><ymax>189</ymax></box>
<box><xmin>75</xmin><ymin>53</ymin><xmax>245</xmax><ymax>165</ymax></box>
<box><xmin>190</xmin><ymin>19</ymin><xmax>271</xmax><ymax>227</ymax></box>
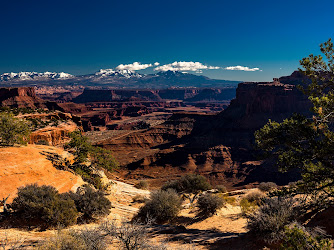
<box><xmin>0</xmin><ymin>69</ymin><xmax>240</xmax><ymax>89</ymax></box>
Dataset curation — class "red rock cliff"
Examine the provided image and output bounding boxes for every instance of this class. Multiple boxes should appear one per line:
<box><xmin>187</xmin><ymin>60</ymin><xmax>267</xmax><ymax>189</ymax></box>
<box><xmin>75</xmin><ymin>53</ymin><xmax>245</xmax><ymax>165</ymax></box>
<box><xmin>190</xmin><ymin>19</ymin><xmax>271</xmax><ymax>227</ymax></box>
<box><xmin>0</xmin><ymin>87</ymin><xmax>47</xmax><ymax>109</ymax></box>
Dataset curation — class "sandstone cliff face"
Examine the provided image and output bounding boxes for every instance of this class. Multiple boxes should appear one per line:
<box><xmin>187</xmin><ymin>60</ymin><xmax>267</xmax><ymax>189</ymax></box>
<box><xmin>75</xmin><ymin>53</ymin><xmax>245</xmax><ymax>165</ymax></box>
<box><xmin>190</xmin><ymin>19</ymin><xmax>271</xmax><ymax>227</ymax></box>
<box><xmin>29</xmin><ymin>121</ymin><xmax>79</xmax><ymax>146</ymax></box>
<box><xmin>221</xmin><ymin>82</ymin><xmax>312</xmax><ymax>129</ymax></box>
<box><xmin>73</xmin><ymin>88</ymin><xmax>236</xmax><ymax>103</ymax></box>
<box><xmin>99</xmin><ymin>80</ymin><xmax>308</xmax><ymax>188</ymax></box>
<box><xmin>0</xmin><ymin>145</ymin><xmax>84</xmax><ymax>202</ymax></box>
<box><xmin>0</xmin><ymin>87</ymin><xmax>47</xmax><ymax>109</ymax></box>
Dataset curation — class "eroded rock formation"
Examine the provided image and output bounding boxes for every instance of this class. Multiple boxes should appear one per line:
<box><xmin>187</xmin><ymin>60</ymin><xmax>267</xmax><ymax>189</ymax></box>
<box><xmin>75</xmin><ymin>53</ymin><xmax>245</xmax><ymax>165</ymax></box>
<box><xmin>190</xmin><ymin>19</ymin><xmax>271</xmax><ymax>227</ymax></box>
<box><xmin>0</xmin><ymin>145</ymin><xmax>84</xmax><ymax>202</ymax></box>
<box><xmin>0</xmin><ymin>87</ymin><xmax>46</xmax><ymax>109</ymax></box>
<box><xmin>98</xmin><ymin>80</ymin><xmax>310</xmax><ymax>188</ymax></box>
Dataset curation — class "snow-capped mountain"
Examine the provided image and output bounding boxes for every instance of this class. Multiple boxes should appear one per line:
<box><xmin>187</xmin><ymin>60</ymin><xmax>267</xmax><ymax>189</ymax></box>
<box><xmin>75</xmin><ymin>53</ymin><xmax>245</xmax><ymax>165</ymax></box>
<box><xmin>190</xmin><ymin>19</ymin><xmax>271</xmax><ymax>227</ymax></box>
<box><xmin>95</xmin><ymin>69</ymin><xmax>144</xmax><ymax>78</ymax></box>
<box><xmin>0</xmin><ymin>69</ymin><xmax>240</xmax><ymax>88</ymax></box>
<box><xmin>0</xmin><ymin>72</ymin><xmax>74</xmax><ymax>81</ymax></box>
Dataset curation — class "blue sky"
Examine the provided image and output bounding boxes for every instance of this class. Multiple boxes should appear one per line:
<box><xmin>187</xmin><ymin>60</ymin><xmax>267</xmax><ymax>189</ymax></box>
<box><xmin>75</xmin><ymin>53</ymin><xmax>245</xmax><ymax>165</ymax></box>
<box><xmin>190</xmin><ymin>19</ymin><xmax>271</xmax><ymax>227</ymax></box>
<box><xmin>1</xmin><ymin>0</ymin><xmax>333</xmax><ymax>81</ymax></box>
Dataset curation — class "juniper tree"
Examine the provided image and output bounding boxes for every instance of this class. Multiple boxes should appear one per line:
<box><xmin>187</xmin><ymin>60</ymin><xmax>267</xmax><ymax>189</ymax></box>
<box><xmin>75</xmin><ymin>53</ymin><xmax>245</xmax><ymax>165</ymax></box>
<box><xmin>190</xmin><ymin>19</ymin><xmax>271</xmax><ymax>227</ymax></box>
<box><xmin>255</xmin><ymin>38</ymin><xmax>334</xmax><ymax>210</ymax></box>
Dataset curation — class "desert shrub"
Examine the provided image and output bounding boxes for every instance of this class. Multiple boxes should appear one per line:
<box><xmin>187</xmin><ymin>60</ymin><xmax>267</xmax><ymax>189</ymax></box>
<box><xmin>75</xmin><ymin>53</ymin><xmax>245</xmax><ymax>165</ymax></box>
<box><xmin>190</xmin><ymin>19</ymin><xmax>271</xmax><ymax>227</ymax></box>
<box><xmin>65</xmin><ymin>131</ymin><xmax>91</xmax><ymax>163</ymax></box>
<box><xmin>0</xmin><ymin>112</ymin><xmax>31</xmax><ymax>146</ymax></box>
<box><xmin>132</xmin><ymin>194</ymin><xmax>147</xmax><ymax>203</ymax></box>
<box><xmin>40</xmin><ymin>228</ymin><xmax>106</xmax><ymax>250</ymax></box>
<box><xmin>101</xmin><ymin>220</ymin><xmax>168</xmax><ymax>250</ymax></box>
<box><xmin>240</xmin><ymin>198</ymin><xmax>258</xmax><ymax>215</ymax></box>
<box><xmin>69</xmin><ymin>227</ymin><xmax>107</xmax><ymax>250</ymax></box>
<box><xmin>11</xmin><ymin>184</ymin><xmax>78</xmax><ymax>228</ymax></box>
<box><xmin>216</xmin><ymin>185</ymin><xmax>227</xmax><ymax>193</ymax></box>
<box><xmin>39</xmin><ymin>230</ymin><xmax>86</xmax><ymax>250</ymax></box>
<box><xmin>68</xmin><ymin>185</ymin><xmax>111</xmax><ymax>220</ymax></box>
<box><xmin>134</xmin><ymin>180</ymin><xmax>149</xmax><ymax>190</ymax></box>
<box><xmin>66</xmin><ymin>131</ymin><xmax>118</xmax><ymax>172</ymax></box>
<box><xmin>221</xmin><ymin>194</ymin><xmax>236</xmax><ymax>205</ymax></box>
<box><xmin>245</xmin><ymin>190</ymin><xmax>266</xmax><ymax>204</ymax></box>
<box><xmin>72</xmin><ymin>163</ymin><xmax>104</xmax><ymax>190</ymax></box>
<box><xmin>162</xmin><ymin>174</ymin><xmax>211</xmax><ymax>204</ymax></box>
<box><xmin>0</xmin><ymin>232</ymin><xmax>25</xmax><ymax>249</ymax></box>
<box><xmin>162</xmin><ymin>174</ymin><xmax>211</xmax><ymax>194</ymax></box>
<box><xmin>258</xmin><ymin>182</ymin><xmax>278</xmax><ymax>192</ymax></box>
<box><xmin>280</xmin><ymin>223</ymin><xmax>332</xmax><ymax>250</ymax></box>
<box><xmin>247</xmin><ymin>197</ymin><xmax>297</xmax><ymax>243</ymax></box>
<box><xmin>90</xmin><ymin>146</ymin><xmax>118</xmax><ymax>172</ymax></box>
<box><xmin>137</xmin><ymin>189</ymin><xmax>182</xmax><ymax>223</ymax></box>
<box><xmin>196</xmin><ymin>193</ymin><xmax>225</xmax><ymax>217</ymax></box>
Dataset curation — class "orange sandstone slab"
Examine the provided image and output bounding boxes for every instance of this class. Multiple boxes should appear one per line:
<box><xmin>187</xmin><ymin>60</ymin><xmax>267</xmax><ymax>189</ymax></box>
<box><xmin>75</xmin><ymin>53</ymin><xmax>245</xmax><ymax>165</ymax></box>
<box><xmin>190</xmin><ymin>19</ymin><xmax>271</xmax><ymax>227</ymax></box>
<box><xmin>0</xmin><ymin>145</ymin><xmax>84</xmax><ymax>202</ymax></box>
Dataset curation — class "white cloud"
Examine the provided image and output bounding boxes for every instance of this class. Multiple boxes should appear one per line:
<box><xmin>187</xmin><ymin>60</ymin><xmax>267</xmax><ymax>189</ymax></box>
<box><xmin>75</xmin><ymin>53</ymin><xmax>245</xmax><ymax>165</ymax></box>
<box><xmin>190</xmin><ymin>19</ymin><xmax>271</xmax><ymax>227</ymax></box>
<box><xmin>154</xmin><ymin>61</ymin><xmax>221</xmax><ymax>72</ymax></box>
<box><xmin>116</xmin><ymin>62</ymin><xmax>153</xmax><ymax>71</ymax></box>
<box><xmin>224</xmin><ymin>65</ymin><xmax>260</xmax><ymax>72</ymax></box>
<box><xmin>154</xmin><ymin>62</ymin><xmax>160</xmax><ymax>66</ymax></box>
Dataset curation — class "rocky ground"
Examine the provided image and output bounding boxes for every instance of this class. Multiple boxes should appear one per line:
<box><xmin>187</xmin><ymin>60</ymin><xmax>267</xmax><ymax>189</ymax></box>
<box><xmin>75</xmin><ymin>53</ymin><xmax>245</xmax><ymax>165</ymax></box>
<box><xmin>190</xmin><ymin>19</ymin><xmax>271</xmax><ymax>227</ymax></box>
<box><xmin>0</xmin><ymin>144</ymin><xmax>254</xmax><ymax>249</ymax></box>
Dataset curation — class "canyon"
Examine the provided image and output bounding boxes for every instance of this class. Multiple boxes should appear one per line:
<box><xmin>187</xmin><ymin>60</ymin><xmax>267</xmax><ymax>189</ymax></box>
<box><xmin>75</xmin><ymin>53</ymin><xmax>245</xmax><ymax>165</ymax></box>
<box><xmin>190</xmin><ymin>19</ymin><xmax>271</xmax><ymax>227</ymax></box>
<box><xmin>0</xmin><ymin>71</ymin><xmax>312</xmax><ymax>189</ymax></box>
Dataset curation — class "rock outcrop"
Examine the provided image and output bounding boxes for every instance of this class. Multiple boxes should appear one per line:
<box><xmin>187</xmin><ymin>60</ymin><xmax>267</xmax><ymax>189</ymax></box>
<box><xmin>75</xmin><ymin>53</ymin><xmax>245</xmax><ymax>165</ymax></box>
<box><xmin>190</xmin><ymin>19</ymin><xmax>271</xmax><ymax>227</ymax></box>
<box><xmin>29</xmin><ymin>121</ymin><xmax>79</xmax><ymax>146</ymax></box>
<box><xmin>73</xmin><ymin>88</ymin><xmax>236</xmax><ymax>103</ymax></box>
<box><xmin>0</xmin><ymin>145</ymin><xmax>84</xmax><ymax>202</ymax></box>
<box><xmin>97</xmin><ymin>79</ymin><xmax>310</xmax><ymax>188</ymax></box>
<box><xmin>0</xmin><ymin>87</ymin><xmax>46</xmax><ymax>109</ymax></box>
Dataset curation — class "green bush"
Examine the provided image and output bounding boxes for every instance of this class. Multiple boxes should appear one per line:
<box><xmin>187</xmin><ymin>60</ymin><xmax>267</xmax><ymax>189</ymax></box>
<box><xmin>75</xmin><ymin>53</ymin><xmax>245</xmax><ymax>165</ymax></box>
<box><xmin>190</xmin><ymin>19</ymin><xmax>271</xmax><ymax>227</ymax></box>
<box><xmin>137</xmin><ymin>189</ymin><xmax>182</xmax><ymax>223</ymax></box>
<box><xmin>245</xmin><ymin>190</ymin><xmax>265</xmax><ymax>204</ymax></box>
<box><xmin>11</xmin><ymin>184</ymin><xmax>78</xmax><ymax>228</ymax></box>
<box><xmin>68</xmin><ymin>185</ymin><xmax>111</xmax><ymax>220</ymax></box>
<box><xmin>66</xmin><ymin>131</ymin><xmax>118</xmax><ymax>172</ymax></box>
<box><xmin>162</xmin><ymin>174</ymin><xmax>211</xmax><ymax>194</ymax></box>
<box><xmin>240</xmin><ymin>198</ymin><xmax>258</xmax><ymax>216</ymax></box>
<box><xmin>216</xmin><ymin>185</ymin><xmax>227</xmax><ymax>193</ymax></box>
<box><xmin>134</xmin><ymin>180</ymin><xmax>149</xmax><ymax>190</ymax></box>
<box><xmin>39</xmin><ymin>228</ymin><xmax>106</xmax><ymax>250</ymax></box>
<box><xmin>247</xmin><ymin>197</ymin><xmax>297</xmax><ymax>243</ymax></box>
<box><xmin>258</xmin><ymin>182</ymin><xmax>278</xmax><ymax>192</ymax></box>
<box><xmin>0</xmin><ymin>112</ymin><xmax>31</xmax><ymax>146</ymax></box>
<box><xmin>90</xmin><ymin>146</ymin><xmax>118</xmax><ymax>172</ymax></box>
<box><xmin>196</xmin><ymin>193</ymin><xmax>225</xmax><ymax>217</ymax></box>
<box><xmin>280</xmin><ymin>223</ymin><xmax>332</xmax><ymax>250</ymax></box>
<box><xmin>132</xmin><ymin>194</ymin><xmax>148</xmax><ymax>203</ymax></box>
<box><xmin>39</xmin><ymin>231</ymin><xmax>86</xmax><ymax>250</ymax></box>
<box><xmin>72</xmin><ymin>163</ymin><xmax>104</xmax><ymax>190</ymax></box>
<box><xmin>162</xmin><ymin>174</ymin><xmax>211</xmax><ymax>204</ymax></box>
<box><xmin>221</xmin><ymin>194</ymin><xmax>236</xmax><ymax>205</ymax></box>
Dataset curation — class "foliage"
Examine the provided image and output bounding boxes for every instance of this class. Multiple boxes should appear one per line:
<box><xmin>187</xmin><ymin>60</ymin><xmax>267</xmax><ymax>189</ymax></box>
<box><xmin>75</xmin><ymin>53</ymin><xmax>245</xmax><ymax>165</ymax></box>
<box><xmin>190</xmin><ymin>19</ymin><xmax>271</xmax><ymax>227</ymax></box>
<box><xmin>72</xmin><ymin>163</ymin><xmax>105</xmax><ymax>190</ymax></box>
<box><xmin>11</xmin><ymin>184</ymin><xmax>78</xmax><ymax>228</ymax></box>
<box><xmin>0</xmin><ymin>112</ymin><xmax>31</xmax><ymax>146</ymax></box>
<box><xmin>90</xmin><ymin>146</ymin><xmax>119</xmax><ymax>172</ymax></box>
<box><xmin>196</xmin><ymin>193</ymin><xmax>225</xmax><ymax>217</ymax></box>
<box><xmin>65</xmin><ymin>131</ymin><xmax>118</xmax><ymax>190</ymax></box>
<box><xmin>162</xmin><ymin>174</ymin><xmax>211</xmax><ymax>204</ymax></box>
<box><xmin>68</xmin><ymin>185</ymin><xmax>111</xmax><ymax>220</ymax></box>
<box><xmin>134</xmin><ymin>180</ymin><xmax>149</xmax><ymax>190</ymax></box>
<box><xmin>258</xmin><ymin>182</ymin><xmax>277</xmax><ymax>192</ymax></box>
<box><xmin>255</xmin><ymin>38</ymin><xmax>334</xmax><ymax>210</ymax></box>
<box><xmin>132</xmin><ymin>194</ymin><xmax>147</xmax><ymax>203</ymax></box>
<box><xmin>280</xmin><ymin>223</ymin><xmax>332</xmax><ymax>250</ymax></box>
<box><xmin>39</xmin><ymin>228</ymin><xmax>106</xmax><ymax>250</ymax></box>
<box><xmin>137</xmin><ymin>189</ymin><xmax>182</xmax><ymax>223</ymax></box>
<box><xmin>245</xmin><ymin>190</ymin><xmax>266</xmax><ymax>204</ymax></box>
<box><xmin>220</xmin><ymin>194</ymin><xmax>236</xmax><ymax>205</ymax></box>
<box><xmin>101</xmin><ymin>220</ymin><xmax>168</xmax><ymax>250</ymax></box>
<box><xmin>65</xmin><ymin>131</ymin><xmax>92</xmax><ymax>163</ymax></box>
<box><xmin>66</xmin><ymin>131</ymin><xmax>118</xmax><ymax>171</ymax></box>
<box><xmin>216</xmin><ymin>185</ymin><xmax>227</xmax><ymax>193</ymax></box>
<box><xmin>69</xmin><ymin>227</ymin><xmax>107</xmax><ymax>250</ymax></box>
<box><xmin>240</xmin><ymin>198</ymin><xmax>258</xmax><ymax>216</ymax></box>
<box><xmin>247</xmin><ymin>197</ymin><xmax>297</xmax><ymax>243</ymax></box>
